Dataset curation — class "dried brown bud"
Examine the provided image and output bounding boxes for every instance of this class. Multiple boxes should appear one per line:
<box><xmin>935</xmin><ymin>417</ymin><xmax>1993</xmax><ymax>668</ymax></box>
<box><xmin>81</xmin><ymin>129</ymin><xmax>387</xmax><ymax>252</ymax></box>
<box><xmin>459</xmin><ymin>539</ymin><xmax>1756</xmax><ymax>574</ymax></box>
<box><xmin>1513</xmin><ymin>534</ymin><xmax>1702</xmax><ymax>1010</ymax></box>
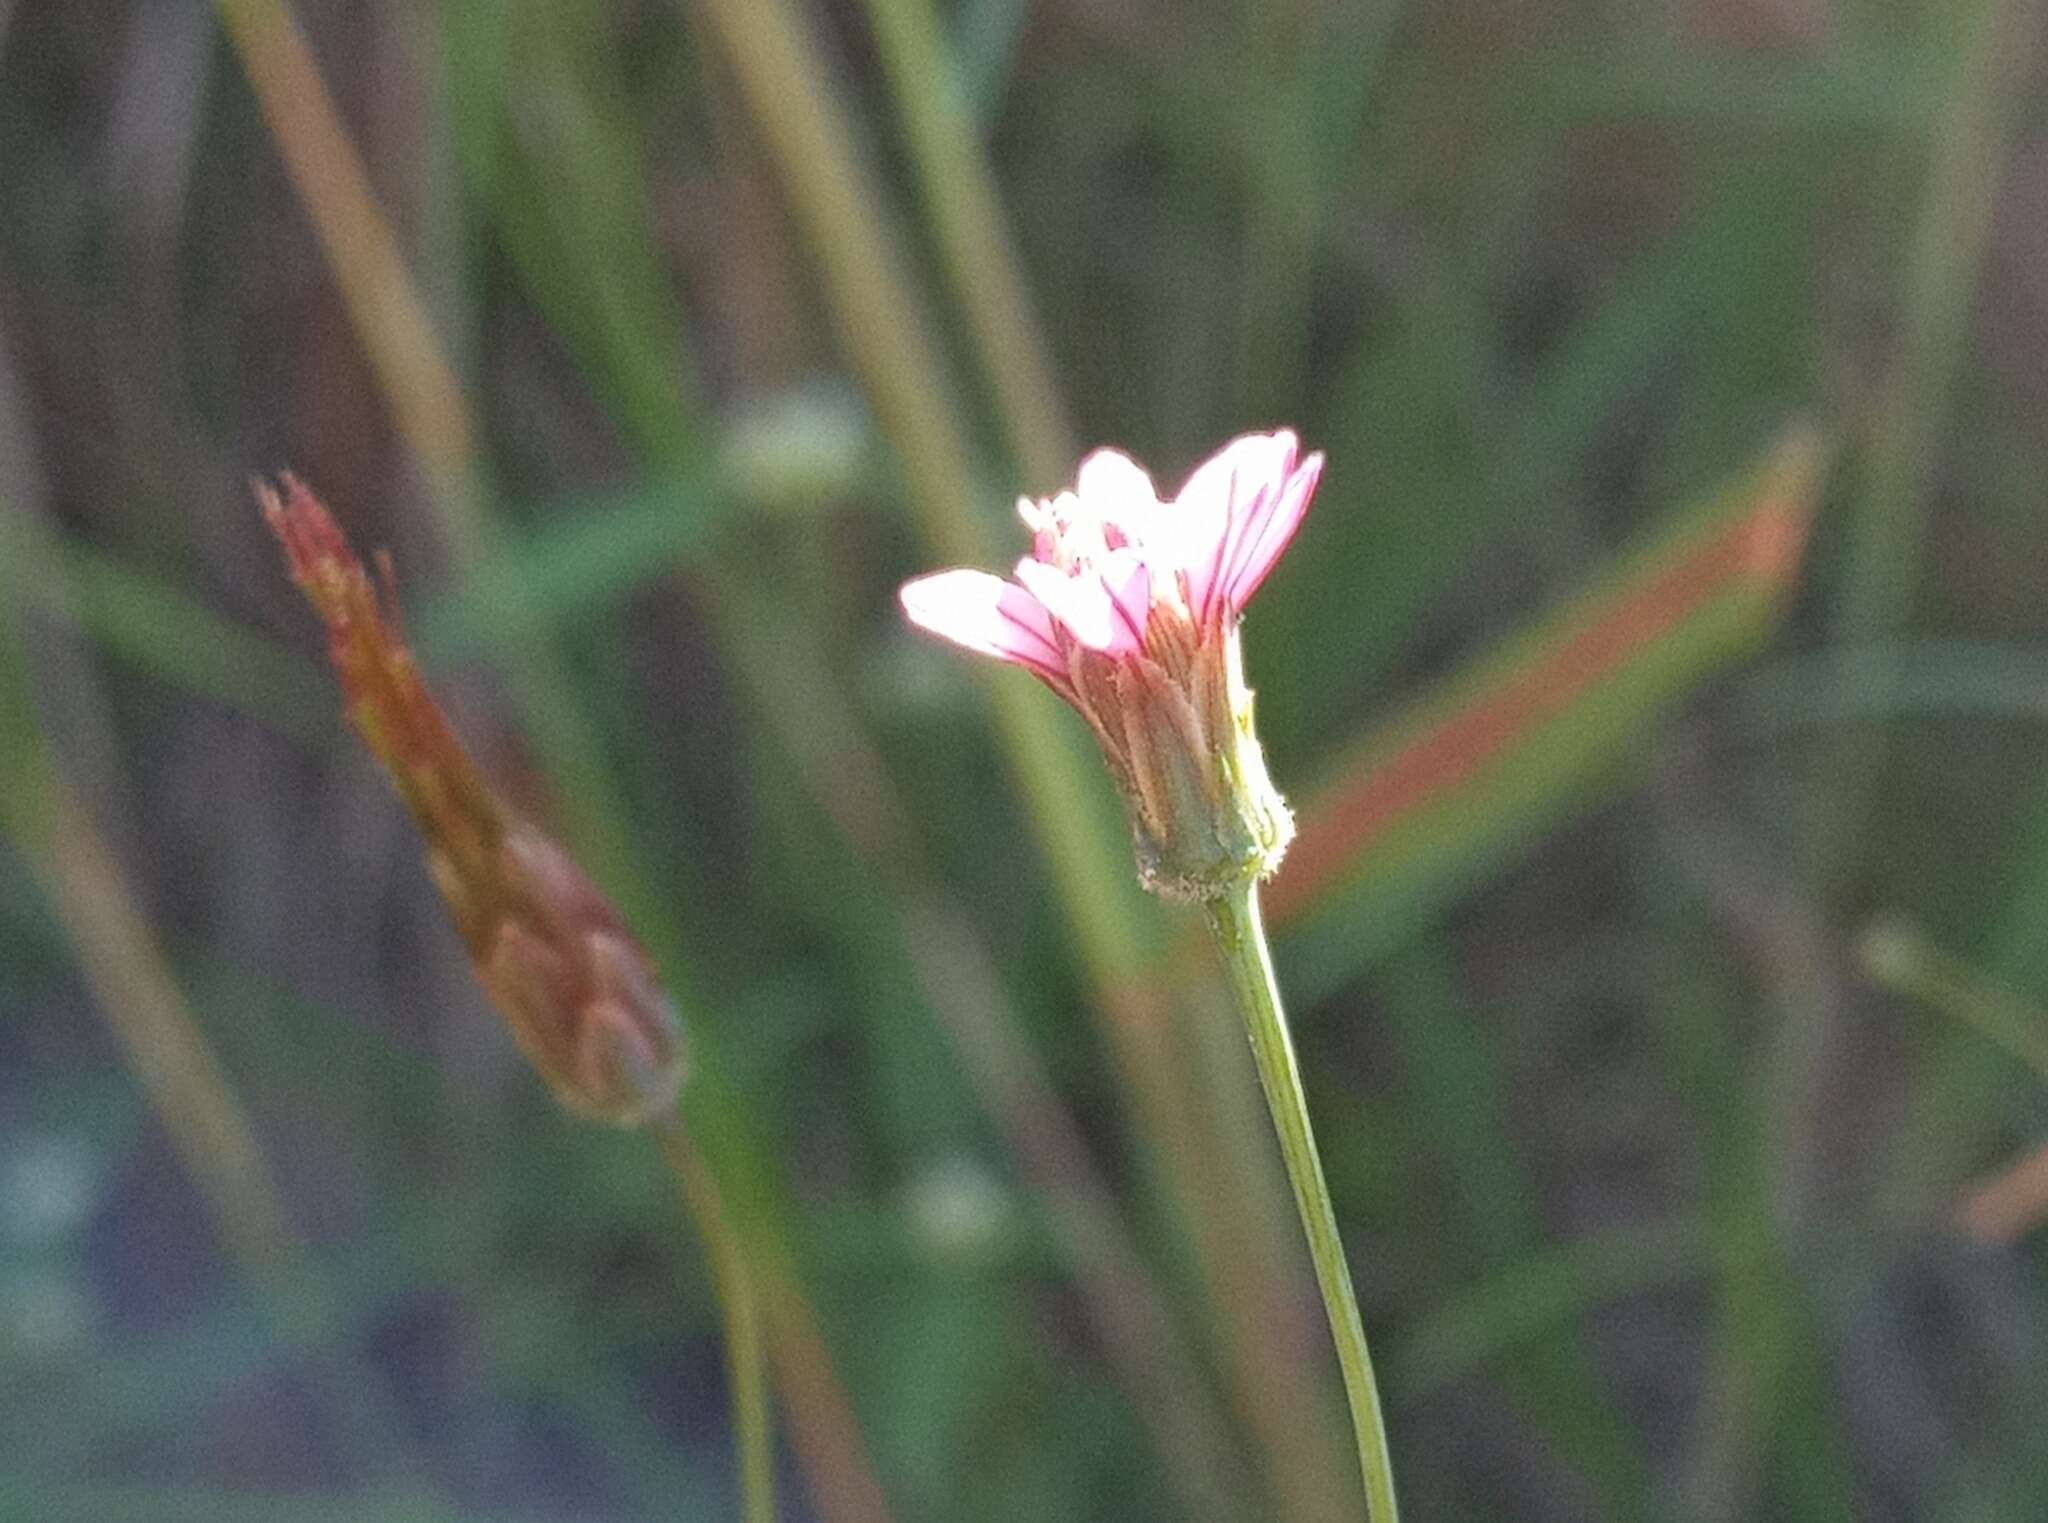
<box><xmin>464</xmin><ymin>827</ymin><xmax>685</xmax><ymax>1125</ymax></box>
<box><xmin>260</xmin><ymin>475</ymin><xmax>685</xmax><ymax>1125</ymax></box>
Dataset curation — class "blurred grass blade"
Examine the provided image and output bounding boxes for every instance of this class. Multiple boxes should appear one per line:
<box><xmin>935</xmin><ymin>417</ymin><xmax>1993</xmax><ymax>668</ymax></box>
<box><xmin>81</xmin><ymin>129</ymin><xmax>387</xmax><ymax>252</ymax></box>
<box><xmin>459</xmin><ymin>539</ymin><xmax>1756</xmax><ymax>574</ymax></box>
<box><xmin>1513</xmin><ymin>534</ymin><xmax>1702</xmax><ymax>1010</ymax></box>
<box><xmin>1860</xmin><ymin>919</ymin><xmax>2048</xmax><ymax>1242</ymax></box>
<box><xmin>1861</xmin><ymin>917</ymin><xmax>2048</xmax><ymax>1085</ymax></box>
<box><xmin>0</xmin><ymin>1483</ymin><xmax>492</xmax><ymax>1523</ymax></box>
<box><xmin>950</xmin><ymin>0</ymin><xmax>1031</xmax><ymax>121</ymax></box>
<box><xmin>209</xmin><ymin>0</ymin><xmax>481</xmax><ymax>546</ymax></box>
<box><xmin>217</xmin><ymin>8</ymin><xmax>895</xmax><ymax>1512</ymax></box>
<box><xmin>664</xmin><ymin>7</ymin><xmax>1347</xmax><ymax>1507</ymax></box>
<box><xmin>1376</xmin><ymin>946</ymin><xmax>1650</xmax><ymax>1509</ymax></box>
<box><xmin>1809</xmin><ymin>0</ymin><xmax>2035</xmax><ymax>881</ymax></box>
<box><xmin>0</xmin><ymin>504</ymin><xmax>428</xmax><ymax>1489</ymax></box>
<box><xmin>687</xmin><ymin>0</ymin><xmax>1160</xmax><ymax>972</ymax></box>
<box><xmin>443</xmin><ymin>0</ymin><xmax>704</xmax><ymax>470</ymax></box>
<box><xmin>1511</xmin><ymin>41</ymin><xmax>1947</xmax><ymax>134</ymax></box>
<box><xmin>414</xmin><ymin>384</ymin><xmax>874</xmax><ymax>658</ymax></box>
<box><xmin>859</xmin><ymin>0</ymin><xmax>1073</xmax><ymax>484</ymax></box>
<box><xmin>215</xmin><ymin>0</ymin><xmax>654</xmax><ymax>936</ymax></box>
<box><xmin>1957</xmin><ymin>1143</ymin><xmax>2048</xmax><ymax>1244</ymax></box>
<box><xmin>1268</xmin><ymin>424</ymin><xmax>1825</xmax><ymax>988</ymax></box>
<box><xmin>453</xmin><ymin>11</ymin><xmax>1255</xmax><ymax>1494</ymax></box>
<box><xmin>0</xmin><ymin>515</ymin><xmax>324</xmax><ymax>741</ymax></box>
<box><xmin>0</xmin><ymin>542</ymin><xmax>295</xmax><ymax>1284</ymax></box>
<box><xmin>1738</xmin><ymin>640</ymin><xmax>2048</xmax><ymax>729</ymax></box>
<box><xmin>1394</xmin><ymin>1214</ymin><xmax>1708</xmax><ymax>1400</ymax></box>
<box><xmin>412</xmin><ymin>472</ymin><xmax>733</xmax><ymax>660</ymax></box>
<box><xmin>10</xmin><ymin>784</ymin><xmax>299</xmax><ymax>1279</ymax></box>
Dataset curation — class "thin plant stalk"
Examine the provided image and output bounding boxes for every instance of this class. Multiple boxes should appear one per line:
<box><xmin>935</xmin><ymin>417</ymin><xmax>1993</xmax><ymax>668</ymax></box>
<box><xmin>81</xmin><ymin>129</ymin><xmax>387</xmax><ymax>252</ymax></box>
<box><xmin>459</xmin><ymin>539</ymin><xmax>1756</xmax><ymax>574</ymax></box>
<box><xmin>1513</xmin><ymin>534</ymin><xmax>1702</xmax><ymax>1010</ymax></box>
<box><xmin>1809</xmin><ymin>0</ymin><xmax>2034</xmax><ymax>881</ymax></box>
<box><xmin>1206</xmin><ymin>880</ymin><xmax>1399</xmax><ymax>1523</ymax></box>
<box><xmin>687</xmin><ymin>17</ymin><xmax>1333</xmax><ymax>1502</ymax></box>
<box><xmin>216</xmin><ymin>16</ymin><xmax>885</xmax><ymax>1512</ymax></box>
<box><xmin>856</xmin><ymin>0</ymin><xmax>1073</xmax><ymax>484</ymax></box>
<box><xmin>1174</xmin><ymin>976</ymin><xmax>1357</xmax><ymax>1523</ymax></box>
<box><xmin>708</xmin><ymin>550</ymin><xmax>1252</xmax><ymax>1514</ymax></box>
<box><xmin>651</xmin><ymin>1116</ymin><xmax>777</xmax><ymax>1523</ymax></box>
<box><xmin>215</xmin><ymin>0</ymin><xmax>654</xmax><ymax>922</ymax></box>
<box><xmin>210</xmin><ymin>0</ymin><xmax>480</xmax><ymax>539</ymax></box>
<box><xmin>685</xmin><ymin>0</ymin><xmax>1151</xmax><ymax>961</ymax></box>
<box><xmin>0</xmin><ymin>556</ymin><xmax>428</xmax><ymax>1490</ymax></box>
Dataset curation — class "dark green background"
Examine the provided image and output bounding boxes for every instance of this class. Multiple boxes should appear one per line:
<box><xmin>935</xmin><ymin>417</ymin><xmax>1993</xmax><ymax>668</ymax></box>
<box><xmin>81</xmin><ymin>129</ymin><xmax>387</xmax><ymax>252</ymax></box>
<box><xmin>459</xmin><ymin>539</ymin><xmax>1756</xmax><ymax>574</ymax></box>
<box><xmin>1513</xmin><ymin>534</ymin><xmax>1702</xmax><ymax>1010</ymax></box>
<box><xmin>2</xmin><ymin>1</ymin><xmax>2046</xmax><ymax>1519</ymax></box>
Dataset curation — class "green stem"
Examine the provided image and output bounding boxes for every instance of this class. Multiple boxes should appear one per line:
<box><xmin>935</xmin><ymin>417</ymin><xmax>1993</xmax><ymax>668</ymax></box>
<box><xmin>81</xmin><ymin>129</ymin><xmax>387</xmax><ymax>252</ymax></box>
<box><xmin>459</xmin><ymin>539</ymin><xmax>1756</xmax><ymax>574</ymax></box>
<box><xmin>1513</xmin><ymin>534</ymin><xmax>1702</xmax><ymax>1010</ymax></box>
<box><xmin>1207</xmin><ymin>882</ymin><xmax>1399</xmax><ymax>1523</ymax></box>
<box><xmin>653</xmin><ymin>1116</ymin><xmax>777</xmax><ymax>1523</ymax></box>
<box><xmin>856</xmin><ymin>0</ymin><xmax>1073</xmax><ymax>485</ymax></box>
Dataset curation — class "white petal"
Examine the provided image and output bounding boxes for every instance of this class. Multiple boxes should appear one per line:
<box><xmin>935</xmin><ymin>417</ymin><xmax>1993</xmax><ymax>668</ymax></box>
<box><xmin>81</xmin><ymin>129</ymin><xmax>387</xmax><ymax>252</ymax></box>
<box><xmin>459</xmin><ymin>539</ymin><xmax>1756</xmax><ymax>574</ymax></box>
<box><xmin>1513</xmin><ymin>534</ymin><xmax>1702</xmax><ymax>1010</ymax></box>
<box><xmin>1015</xmin><ymin>557</ymin><xmax>1122</xmax><ymax>653</ymax></box>
<box><xmin>1076</xmin><ymin>448</ymin><xmax>1159</xmax><ymax>511</ymax></box>
<box><xmin>900</xmin><ymin>568</ymin><xmax>1065</xmax><ymax>678</ymax></box>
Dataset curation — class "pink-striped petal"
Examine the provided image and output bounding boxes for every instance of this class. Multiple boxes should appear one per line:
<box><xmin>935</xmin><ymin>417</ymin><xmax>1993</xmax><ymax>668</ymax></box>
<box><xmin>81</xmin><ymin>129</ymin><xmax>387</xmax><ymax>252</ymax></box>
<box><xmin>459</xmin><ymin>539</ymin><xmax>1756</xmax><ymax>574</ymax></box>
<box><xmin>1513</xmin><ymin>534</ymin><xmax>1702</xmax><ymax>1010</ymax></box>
<box><xmin>1220</xmin><ymin>450</ymin><xmax>1322</xmax><ymax>614</ymax></box>
<box><xmin>1099</xmin><ymin>552</ymin><xmax>1153</xmax><ymax>650</ymax></box>
<box><xmin>1202</xmin><ymin>434</ymin><xmax>1297</xmax><ymax>615</ymax></box>
<box><xmin>1172</xmin><ymin>430</ymin><xmax>1297</xmax><ymax>622</ymax></box>
<box><xmin>900</xmin><ymin>568</ymin><xmax>1065</xmax><ymax>679</ymax></box>
<box><xmin>1014</xmin><ymin>557</ymin><xmax>1144</xmax><ymax>656</ymax></box>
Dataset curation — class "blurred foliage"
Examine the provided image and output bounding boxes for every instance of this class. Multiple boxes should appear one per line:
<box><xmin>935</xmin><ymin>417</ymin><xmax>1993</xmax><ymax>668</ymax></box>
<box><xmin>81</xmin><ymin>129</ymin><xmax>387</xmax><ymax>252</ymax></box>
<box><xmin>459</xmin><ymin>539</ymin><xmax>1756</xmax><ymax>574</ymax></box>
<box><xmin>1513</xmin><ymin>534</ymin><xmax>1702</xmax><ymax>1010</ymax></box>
<box><xmin>3</xmin><ymin>0</ymin><xmax>2048</xmax><ymax>1520</ymax></box>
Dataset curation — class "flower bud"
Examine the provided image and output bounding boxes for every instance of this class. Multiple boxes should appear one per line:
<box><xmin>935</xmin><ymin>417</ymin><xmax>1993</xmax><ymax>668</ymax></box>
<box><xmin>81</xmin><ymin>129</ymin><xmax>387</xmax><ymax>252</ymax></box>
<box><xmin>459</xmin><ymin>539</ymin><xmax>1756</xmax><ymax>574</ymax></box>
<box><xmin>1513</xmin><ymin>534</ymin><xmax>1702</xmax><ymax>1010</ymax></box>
<box><xmin>260</xmin><ymin>475</ymin><xmax>685</xmax><ymax>1124</ymax></box>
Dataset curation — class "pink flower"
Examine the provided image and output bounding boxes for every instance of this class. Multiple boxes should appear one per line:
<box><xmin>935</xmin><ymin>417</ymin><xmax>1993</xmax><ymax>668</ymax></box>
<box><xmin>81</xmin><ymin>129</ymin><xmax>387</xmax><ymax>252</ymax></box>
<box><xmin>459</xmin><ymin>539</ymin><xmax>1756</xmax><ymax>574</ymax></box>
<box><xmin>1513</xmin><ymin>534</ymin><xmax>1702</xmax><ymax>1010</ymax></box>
<box><xmin>900</xmin><ymin>430</ymin><xmax>1321</xmax><ymax>689</ymax></box>
<box><xmin>900</xmin><ymin>430</ymin><xmax>1321</xmax><ymax>899</ymax></box>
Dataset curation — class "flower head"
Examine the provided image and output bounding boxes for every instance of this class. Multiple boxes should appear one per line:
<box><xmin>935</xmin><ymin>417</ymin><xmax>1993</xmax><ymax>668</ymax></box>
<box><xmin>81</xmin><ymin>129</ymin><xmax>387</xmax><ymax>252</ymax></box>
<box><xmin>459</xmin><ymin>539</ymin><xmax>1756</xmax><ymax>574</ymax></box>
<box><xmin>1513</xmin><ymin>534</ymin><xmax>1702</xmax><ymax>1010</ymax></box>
<box><xmin>260</xmin><ymin>475</ymin><xmax>686</xmax><ymax>1125</ymax></box>
<box><xmin>901</xmin><ymin>430</ymin><xmax>1321</xmax><ymax>900</ymax></box>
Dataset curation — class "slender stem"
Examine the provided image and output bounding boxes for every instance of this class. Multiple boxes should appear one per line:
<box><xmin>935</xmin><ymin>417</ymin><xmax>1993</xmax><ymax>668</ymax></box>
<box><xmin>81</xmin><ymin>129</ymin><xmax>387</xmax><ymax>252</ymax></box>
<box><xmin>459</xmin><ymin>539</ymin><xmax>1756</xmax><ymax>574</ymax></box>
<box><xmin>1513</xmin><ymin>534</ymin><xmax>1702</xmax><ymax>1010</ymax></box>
<box><xmin>1206</xmin><ymin>882</ymin><xmax>1399</xmax><ymax>1523</ymax></box>
<box><xmin>212</xmin><ymin>0</ymin><xmax>481</xmax><ymax>539</ymax></box>
<box><xmin>856</xmin><ymin>0</ymin><xmax>1073</xmax><ymax>485</ymax></box>
<box><xmin>652</xmin><ymin>1116</ymin><xmax>777</xmax><ymax>1523</ymax></box>
<box><xmin>0</xmin><ymin>555</ymin><xmax>432</xmax><ymax>1490</ymax></box>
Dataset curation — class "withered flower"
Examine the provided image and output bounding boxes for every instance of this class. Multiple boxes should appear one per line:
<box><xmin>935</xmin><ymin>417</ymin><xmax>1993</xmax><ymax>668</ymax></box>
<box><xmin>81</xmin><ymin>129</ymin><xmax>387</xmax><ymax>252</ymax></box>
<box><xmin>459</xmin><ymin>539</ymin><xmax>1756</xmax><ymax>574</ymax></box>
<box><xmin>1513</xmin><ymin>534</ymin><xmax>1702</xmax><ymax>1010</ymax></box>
<box><xmin>260</xmin><ymin>475</ymin><xmax>683</xmax><ymax>1126</ymax></box>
